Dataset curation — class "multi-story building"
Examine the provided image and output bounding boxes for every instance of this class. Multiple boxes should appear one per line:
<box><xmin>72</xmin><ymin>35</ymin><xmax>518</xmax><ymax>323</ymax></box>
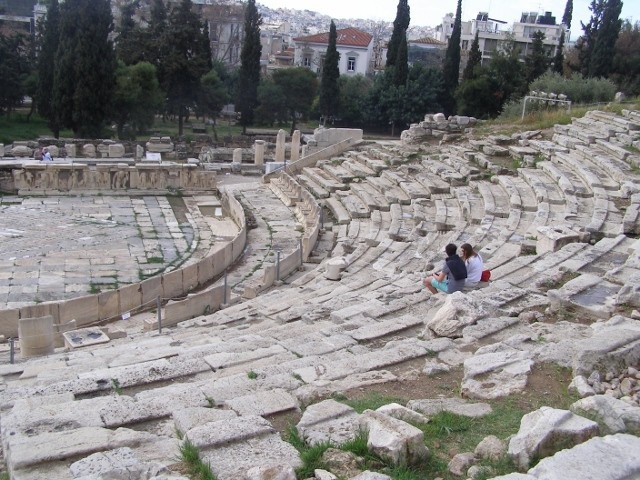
<box><xmin>292</xmin><ymin>27</ymin><xmax>374</xmax><ymax>76</ymax></box>
<box><xmin>0</xmin><ymin>0</ymin><xmax>45</xmax><ymax>36</ymax></box>
<box><xmin>436</xmin><ymin>10</ymin><xmax>565</xmax><ymax>65</ymax></box>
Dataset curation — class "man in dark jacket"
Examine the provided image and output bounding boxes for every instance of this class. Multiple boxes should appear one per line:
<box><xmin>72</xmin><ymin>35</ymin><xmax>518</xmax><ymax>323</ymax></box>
<box><xmin>424</xmin><ymin>243</ymin><xmax>467</xmax><ymax>294</ymax></box>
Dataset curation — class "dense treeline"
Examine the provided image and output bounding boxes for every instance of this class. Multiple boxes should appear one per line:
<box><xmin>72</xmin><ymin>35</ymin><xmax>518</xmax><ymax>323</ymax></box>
<box><xmin>0</xmin><ymin>0</ymin><xmax>638</xmax><ymax>138</ymax></box>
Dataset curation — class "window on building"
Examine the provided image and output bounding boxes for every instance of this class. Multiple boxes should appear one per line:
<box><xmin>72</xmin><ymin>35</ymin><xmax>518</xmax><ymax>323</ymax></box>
<box><xmin>347</xmin><ymin>56</ymin><xmax>356</xmax><ymax>72</ymax></box>
<box><xmin>303</xmin><ymin>57</ymin><xmax>311</xmax><ymax>67</ymax></box>
<box><xmin>462</xmin><ymin>40</ymin><xmax>469</xmax><ymax>50</ymax></box>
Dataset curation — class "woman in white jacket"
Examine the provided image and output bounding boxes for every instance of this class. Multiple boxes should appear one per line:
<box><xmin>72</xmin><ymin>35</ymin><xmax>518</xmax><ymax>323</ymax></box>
<box><xmin>460</xmin><ymin>243</ymin><xmax>483</xmax><ymax>285</ymax></box>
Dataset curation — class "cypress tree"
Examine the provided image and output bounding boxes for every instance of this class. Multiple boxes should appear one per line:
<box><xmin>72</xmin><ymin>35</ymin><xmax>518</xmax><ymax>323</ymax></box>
<box><xmin>393</xmin><ymin>31</ymin><xmax>408</xmax><ymax>87</ymax></box>
<box><xmin>525</xmin><ymin>31</ymin><xmax>550</xmax><ymax>83</ymax></box>
<box><xmin>578</xmin><ymin>0</ymin><xmax>606</xmax><ymax>77</ymax></box>
<box><xmin>386</xmin><ymin>0</ymin><xmax>410</xmax><ymax>68</ymax></box>
<box><xmin>115</xmin><ymin>1</ymin><xmax>144</xmax><ymax>66</ymax></box>
<box><xmin>36</xmin><ymin>0</ymin><xmax>60</xmax><ymax>136</ymax></box>
<box><xmin>462</xmin><ymin>30</ymin><xmax>481</xmax><ymax>80</ymax></box>
<box><xmin>442</xmin><ymin>0</ymin><xmax>462</xmax><ymax>114</ymax></box>
<box><xmin>52</xmin><ymin>0</ymin><xmax>116</xmax><ymax>138</ymax></box>
<box><xmin>589</xmin><ymin>0</ymin><xmax>623</xmax><ymax>78</ymax></box>
<box><xmin>553</xmin><ymin>29</ymin><xmax>566</xmax><ymax>74</ymax></box>
<box><xmin>237</xmin><ymin>0</ymin><xmax>262</xmax><ymax>133</ymax></box>
<box><xmin>319</xmin><ymin>20</ymin><xmax>340</xmax><ymax>125</ymax></box>
<box><xmin>562</xmin><ymin>0</ymin><xmax>573</xmax><ymax>29</ymax></box>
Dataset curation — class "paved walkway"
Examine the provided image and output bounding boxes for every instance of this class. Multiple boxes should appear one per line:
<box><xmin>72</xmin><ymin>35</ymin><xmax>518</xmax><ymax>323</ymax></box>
<box><xmin>0</xmin><ymin>174</ymin><xmax>262</xmax><ymax>310</ymax></box>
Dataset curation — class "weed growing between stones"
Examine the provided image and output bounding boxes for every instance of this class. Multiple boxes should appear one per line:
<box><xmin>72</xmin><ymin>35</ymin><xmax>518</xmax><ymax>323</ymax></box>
<box><xmin>179</xmin><ymin>438</ymin><xmax>216</xmax><ymax>480</ymax></box>
<box><xmin>247</xmin><ymin>370</ymin><xmax>258</xmax><ymax>380</ymax></box>
<box><xmin>111</xmin><ymin>378</ymin><xmax>122</xmax><ymax>395</ymax></box>
<box><xmin>335</xmin><ymin>392</ymin><xmax>405</xmax><ymax>413</ymax></box>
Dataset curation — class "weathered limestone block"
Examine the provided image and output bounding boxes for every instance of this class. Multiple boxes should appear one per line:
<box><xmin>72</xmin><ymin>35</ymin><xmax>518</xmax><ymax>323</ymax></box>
<box><xmin>69</xmin><ymin>447</ymin><xmax>168</xmax><ymax>479</ymax></box>
<box><xmin>82</xmin><ymin>144</ymin><xmax>97</xmax><ymax>158</ymax></box>
<box><xmin>108</xmin><ymin>143</ymin><xmax>126</xmax><ymax>158</ymax></box>
<box><xmin>359</xmin><ymin>409</ymin><xmax>430</xmax><ymax>466</ymax></box>
<box><xmin>254</xmin><ymin>139</ymin><xmax>265</xmax><ymax>166</ymax></box>
<box><xmin>296</xmin><ymin>399</ymin><xmax>360</xmax><ymax>446</ymax></box>
<box><xmin>527</xmin><ymin>434</ymin><xmax>640</xmax><ymax>479</ymax></box>
<box><xmin>568</xmin><ymin>375</ymin><xmax>595</xmax><ymax>398</ymax></box>
<box><xmin>570</xmin><ymin>395</ymin><xmax>640</xmax><ymax>434</ymax></box>
<box><xmin>507</xmin><ymin>407</ymin><xmax>599</xmax><ymax>470</ymax></box>
<box><xmin>462</xmin><ymin>345</ymin><xmax>534</xmax><ymax>399</ymax></box>
<box><xmin>10</xmin><ymin>145</ymin><xmax>32</xmax><ymax>157</ymax></box>
<box><xmin>97</xmin><ymin>143</ymin><xmax>110</xmax><ymax>157</ymax></box>
<box><xmin>65</xmin><ymin>143</ymin><xmax>76</xmax><ymax>158</ymax></box>
<box><xmin>275</xmin><ymin>129</ymin><xmax>286</xmax><ymax>163</ymax></box>
<box><xmin>375</xmin><ymin>403</ymin><xmax>429</xmax><ymax>424</ymax></box>
<box><xmin>172</xmin><ymin>407</ymin><xmax>238</xmax><ymax>436</ymax></box>
<box><xmin>18</xmin><ymin>315</ymin><xmax>54</xmax><ymax>358</ymax></box>
<box><xmin>406</xmin><ymin>398</ymin><xmax>492</xmax><ymax>418</ymax></box>
<box><xmin>423</xmin><ymin>292</ymin><xmax>489</xmax><ymax>338</ymax></box>
<box><xmin>146</xmin><ymin>137</ymin><xmax>174</xmax><ymax>153</ymax></box>
<box><xmin>536</xmin><ymin>225</ymin><xmax>582</xmax><ymax>254</ymax></box>
<box><xmin>245</xmin><ymin>464</ymin><xmax>297</xmax><ymax>480</ymax></box>
<box><xmin>448</xmin><ymin>452</ymin><xmax>475</xmax><ymax>476</ymax></box>
<box><xmin>617</xmin><ymin>271</ymin><xmax>640</xmax><ymax>308</ymax></box>
<box><xmin>0</xmin><ymin>143</ymin><xmax>4</xmax><ymax>157</ymax></box>
<box><xmin>475</xmin><ymin>435</ymin><xmax>506</xmax><ymax>460</ymax></box>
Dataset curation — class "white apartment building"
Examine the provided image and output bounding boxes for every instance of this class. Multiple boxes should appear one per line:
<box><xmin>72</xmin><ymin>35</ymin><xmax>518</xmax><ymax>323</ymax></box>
<box><xmin>292</xmin><ymin>27</ymin><xmax>374</xmax><ymax>76</ymax></box>
<box><xmin>437</xmin><ymin>11</ymin><xmax>565</xmax><ymax>65</ymax></box>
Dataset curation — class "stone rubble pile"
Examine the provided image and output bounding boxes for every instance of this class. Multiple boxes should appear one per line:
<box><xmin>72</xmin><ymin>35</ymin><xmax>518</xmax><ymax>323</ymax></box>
<box><xmin>400</xmin><ymin>112</ymin><xmax>477</xmax><ymax>143</ymax></box>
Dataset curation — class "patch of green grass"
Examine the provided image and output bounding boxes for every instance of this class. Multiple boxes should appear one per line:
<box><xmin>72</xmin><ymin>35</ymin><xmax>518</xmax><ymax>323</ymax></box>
<box><xmin>247</xmin><ymin>370</ymin><xmax>258</xmax><ymax>380</ymax></box>
<box><xmin>179</xmin><ymin>438</ymin><xmax>216</xmax><ymax>480</ymax></box>
<box><xmin>88</xmin><ymin>282</ymin><xmax>101</xmax><ymax>294</ymax></box>
<box><xmin>0</xmin><ymin>110</ymin><xmax>73</xmax><ymax>144</ymax></box>
<box><xmin>147</xmin><ymin>256</ymin><xmax>164</xmax><ymax>264</ymax></box>
<box><xmin>111</xmin><ymin>378</ymin><xmax>123</xmax><ymax>395</ymax></box>
<box><xmin>337</xmin><ymin>392</ymin><xmax>406</xmax><ymax>414</ymax></box>
<box><xmin>285</xmin><ymin>425</ymin><xmax>333</xmax><ymax>477</ymax></box>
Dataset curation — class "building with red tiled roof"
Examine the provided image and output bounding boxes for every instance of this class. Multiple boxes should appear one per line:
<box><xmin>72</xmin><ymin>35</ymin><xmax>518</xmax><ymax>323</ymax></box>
<box><xmin>292</xmin><ymin>27</ymin><xmax>374</xmax><ymax>76</ymax></box>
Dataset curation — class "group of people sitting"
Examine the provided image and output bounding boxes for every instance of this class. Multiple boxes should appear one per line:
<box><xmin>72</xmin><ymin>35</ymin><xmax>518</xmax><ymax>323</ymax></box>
<box><xmin>424</xmin><ymin>243</ymin><xmax>485</xmax><ymax>294</ymax></box>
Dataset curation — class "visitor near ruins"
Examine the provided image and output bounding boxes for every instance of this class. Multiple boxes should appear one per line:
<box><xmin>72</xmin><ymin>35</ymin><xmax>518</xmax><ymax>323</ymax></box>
<box><xmin>460</xmin><ymin>242</ymin><xmax>484</xmax><ymax>286</ymax></box>
<box><xmin>41</xmin><ymin>147</ymin><xmax>52</xmax><ymax>161</ymax></box>
<box><xmin>425</xmin><ymin>243</ymin><xmax>467</xmax><ymax>294</ymax></box>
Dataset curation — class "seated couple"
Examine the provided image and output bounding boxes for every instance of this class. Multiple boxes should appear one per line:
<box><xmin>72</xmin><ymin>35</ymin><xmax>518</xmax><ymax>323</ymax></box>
<box><xmin>424</xmin><ymin>243</ymin><xmax>484</xmax><ymax>294</ymax></box>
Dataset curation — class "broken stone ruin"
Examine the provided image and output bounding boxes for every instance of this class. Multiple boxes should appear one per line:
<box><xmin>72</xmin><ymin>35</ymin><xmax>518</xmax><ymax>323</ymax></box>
<box><xmin>0</xmin><ymin>108</ymin><xmax>639</xmax><ymax>479</ymax></box>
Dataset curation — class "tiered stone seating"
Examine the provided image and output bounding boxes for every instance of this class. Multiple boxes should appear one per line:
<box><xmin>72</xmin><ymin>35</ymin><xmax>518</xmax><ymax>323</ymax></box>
<box><xmin>4</xmin><ymin>110</ymin><xmax>640</xmax><ymax>480</ymax></box>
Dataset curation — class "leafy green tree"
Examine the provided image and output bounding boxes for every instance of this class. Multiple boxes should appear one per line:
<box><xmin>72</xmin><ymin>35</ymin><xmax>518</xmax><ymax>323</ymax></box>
<box><xmin>0</xmin><ymin>33</ymin><xmax>29</xmax><ymax>115</ymax></box>
<box><xmin>525</xmin><ymin>31</ymin><xmax>550</xmax><ymax>83</ymax></box>
<box><xmin>589</xmin><ymin>0</ymin><xmax>623</xmax><ymax>78</ymax></box>
<box><xmin>386</xmin><ymin>0</ymin><xmax>410</xmax><ymax>68</ymax></box>
<box><xmin>36</xmin><ymin>0</ymin><xmax>60</xmax><ymax>134</ymax></box>
<box><xmin>270</xmin><ymin>67</ymin><xmax>318</xmax><ymax>133</ymax></box>
<box><xmin>402</xmin><ymin>63</ymin><xmax>444</xmax><ymax>123</ymax></box>
<box><xmin>456</xmin><ymin>70</ymin><xmax>502</xmax><ymax>118</ymax></box>
<box><xmin>442</xmin><ymin>0</ymin><xmax>462</xmax><ymax>115</ymax></box>
<box><xmin>337</xmin><ymin>74</ymin><xmax>372</xmax><ymax>125</ymax></box>
<box><xmin>237</xmin><ymin>0</ymin><xmax>262</xmax><ymax>133</ymax></box>
<box><xmin>462</xmin><ymin>30</ymin><xmax>481</xmax><ymax>80</ymax></box>
<box><xmin>611</xmin><ymin>21</ymin><xmax>640</xmax><ymax>95</ymax></box>
<box><xmin>319</xmin><ymin>20</ymin><xmax>340</xmax><ymax>125</ymax></box>
<box><xmin>256</xmin><ymin>78</ymin><xmax>288</xmax><ymax>126</ymax></box>
<box><xmin>162</xmin><ymin>0</ymin><xmax>212</xmax><ymax>136</ymax></box>
<box><xmin>562</xmin><ymin>0</ymin><xmax>573</xmax><ymax>28</ymax></box>
<box><xmin>112</xmin><ymin>61</ymin><xmax>164</xmax><ymax>139</ymax></box>
<box><xmin>483</xmin><ymin>36</ymin><xmax>526</xmax><ymax>111</ymax></box>
<box><xmin>197</xmin><ymin>69</ymin><xmax>230</xmax><ymax>123</ymax></box>
<box><xmin>52</xmin><ymin>0</ymin><xmax>116</xmax><ymax>138</ymax></box>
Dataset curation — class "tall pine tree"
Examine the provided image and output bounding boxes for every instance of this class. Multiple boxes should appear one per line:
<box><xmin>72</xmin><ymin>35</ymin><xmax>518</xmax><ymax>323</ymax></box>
<box><xmin>319</xmin><ymin>20</ymin><xmax>340</xmax><ymax>126</ymax></box>
<box><xmin>163</xmin><ymin>0</ymin><xmax>212</xmax><ymax>136</ymax></box>
<box><xmin>589</xmin><ymin>0</ymin><xmax>623</xmax><ymax>78</ymax></box>
<box><xmin>237</xmin><ymin>0</ymin><xmax>262</xmax><ymax>133</ymax></box>
<box><xmin>386</xmin><ymin>0</ymin><xmax>410</xmax><ymax>68</ymax></box>
<box><xmin>553</xmin><ymin>30</ymin><xmax>566</xmax><ymax>74</ymax></box>
<box><xmin>442</xmin><ymin>0</ymin><xmax>462</xmax><ymax>115</ymax></box>
<box><xmin>462</xmin><ymin>30</ymin><xmax>481</xmax><ymax>80</ymax></box>
<box><xmin>52</xmin><ymin>0</ymin><xmax>116</xmax><ymax>138</ymax></box>
<box><xmin>36</xmin><ymin>0</ymin><xmax>60</xmax><ymax>136</ymax></box>
<box><xmin>577</xmin><ymin>0</ymin><xmax>607</xmax><ymax>77</ymax></box>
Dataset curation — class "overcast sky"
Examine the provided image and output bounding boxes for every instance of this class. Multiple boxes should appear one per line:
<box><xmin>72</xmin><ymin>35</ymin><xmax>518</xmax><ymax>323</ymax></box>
<box><xmin>258</xmin><ymin>0</ymin><xmax>639</xmax><ymax>37</ymax></box>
